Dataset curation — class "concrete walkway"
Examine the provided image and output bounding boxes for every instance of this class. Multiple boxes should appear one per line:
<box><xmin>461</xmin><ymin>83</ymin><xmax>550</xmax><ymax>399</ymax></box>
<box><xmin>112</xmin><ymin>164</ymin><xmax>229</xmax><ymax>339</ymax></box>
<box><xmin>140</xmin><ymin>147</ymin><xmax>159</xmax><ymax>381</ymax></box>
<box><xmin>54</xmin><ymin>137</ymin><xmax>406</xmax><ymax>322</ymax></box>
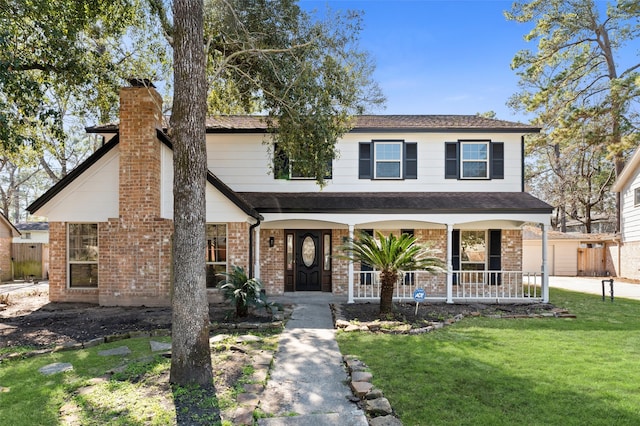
<box><xmin>258</xmin><ymin>292</ymin><xmax>367</xmax><ymax>426</ymax></box>
<box><xmin>0</xmin><ymin>280</ymin><xmax>49</xmax><ymax>296</ymax></box>
<box><xmin>550</xmin><ymin>276</ymin><xmax>640</xmax><ymax>301</ymax></box>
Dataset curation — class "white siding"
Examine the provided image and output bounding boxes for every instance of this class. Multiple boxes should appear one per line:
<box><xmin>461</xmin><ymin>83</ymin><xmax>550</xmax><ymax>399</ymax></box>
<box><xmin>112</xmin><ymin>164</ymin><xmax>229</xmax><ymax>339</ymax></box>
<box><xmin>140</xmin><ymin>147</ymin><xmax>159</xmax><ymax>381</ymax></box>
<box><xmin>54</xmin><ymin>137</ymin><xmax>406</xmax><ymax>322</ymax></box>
<box><xmin>161</xmin><ymin>145</ymin><xmax>251</xmax><ymax>222</ymax></box>
<box><xmin>206</xmin><ymin>131</ymin><xmax>523</xmax><ymax>193</ymax></box>
<box><xmin>36</xmin><ymin>148</ymin><xmax>120</xmax><ymax>222</ymax></box>
<box><xmin>621</xmin><ymin>166</ymin><xmax>640</xmax><ymax>242</ymax></box>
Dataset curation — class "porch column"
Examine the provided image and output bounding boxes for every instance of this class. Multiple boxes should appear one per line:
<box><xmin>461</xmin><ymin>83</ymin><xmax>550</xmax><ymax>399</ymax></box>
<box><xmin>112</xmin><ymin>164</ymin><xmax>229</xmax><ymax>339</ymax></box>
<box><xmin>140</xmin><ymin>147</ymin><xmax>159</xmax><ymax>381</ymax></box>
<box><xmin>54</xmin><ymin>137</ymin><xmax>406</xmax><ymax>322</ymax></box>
<box><xmin>254</xmin><ymin>225</ymin><xmax>261</xmax><ymax>278</ymax></box>
<box><xmin>540</xmin><ymin>223</ymin><xmax>549</xmax><ymax>302</ymax></box>
<box><xmin>446</xmin><ymin>224</ymin><xmax>453</xmax><ymax>304</ymax></box>
<box><xmin>348</xmin><ymin>224</ymin><xmax>355</xmax><ymax>304</ymax></box>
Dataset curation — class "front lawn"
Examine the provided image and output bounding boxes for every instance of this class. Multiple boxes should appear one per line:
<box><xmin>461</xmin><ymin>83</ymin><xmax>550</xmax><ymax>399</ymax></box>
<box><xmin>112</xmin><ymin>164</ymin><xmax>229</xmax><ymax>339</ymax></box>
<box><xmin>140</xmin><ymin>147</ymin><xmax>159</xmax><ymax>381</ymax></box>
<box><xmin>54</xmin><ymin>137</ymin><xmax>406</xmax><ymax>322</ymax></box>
<box><xmin>337</xmin><ymin>288</ymin><xmax>640</xmax><ymax>425</ymax></box>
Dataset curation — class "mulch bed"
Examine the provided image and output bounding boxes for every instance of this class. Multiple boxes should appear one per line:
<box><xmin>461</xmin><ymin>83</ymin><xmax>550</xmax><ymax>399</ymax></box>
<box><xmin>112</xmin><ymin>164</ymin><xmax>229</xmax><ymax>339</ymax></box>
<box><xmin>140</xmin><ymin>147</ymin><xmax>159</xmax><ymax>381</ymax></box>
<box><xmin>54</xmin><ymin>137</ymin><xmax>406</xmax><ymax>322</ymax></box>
<box><xmin>338</xmin><ymin>301</ymin><xmax>558</xmax><ymax>324</ymax></box>
<box><xmin>0</xmin><ymin>300</ymin><xmax>276</xmax><ymax>349</ymax></box>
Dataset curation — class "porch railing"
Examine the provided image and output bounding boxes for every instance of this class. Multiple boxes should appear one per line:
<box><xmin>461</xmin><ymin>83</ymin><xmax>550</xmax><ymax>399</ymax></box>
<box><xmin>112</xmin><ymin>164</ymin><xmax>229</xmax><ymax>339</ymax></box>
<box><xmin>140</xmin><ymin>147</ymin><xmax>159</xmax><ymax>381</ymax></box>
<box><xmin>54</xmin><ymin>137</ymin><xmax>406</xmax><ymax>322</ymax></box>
<box><xmin>352</xmin><ymin>270</ymin><xmax>543</xmax><ymax>303</ymax></box>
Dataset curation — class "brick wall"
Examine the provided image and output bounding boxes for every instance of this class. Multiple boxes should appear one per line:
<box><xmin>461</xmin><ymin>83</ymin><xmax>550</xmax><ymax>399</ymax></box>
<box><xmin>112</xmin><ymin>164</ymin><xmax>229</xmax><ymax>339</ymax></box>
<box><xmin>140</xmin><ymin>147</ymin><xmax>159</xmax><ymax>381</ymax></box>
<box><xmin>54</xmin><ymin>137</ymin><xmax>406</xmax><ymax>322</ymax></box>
<box><xmin>620</xmin><ymin>240</ymin><xmax>640</xmax><ymax>280</ymax></box>
<box><xmin>502</xmin><ymin>229</ymin><xmax>522</xmax><ymax>271</ymax></box>
<box><xmin>332</xmin><ymin>229</ymin><xmax>349</xmax><ymax>295</ymax></box>
<box><xmin>259</xmin><ymin>229</ymin><xmax>285</xmax><ymax>295</ymax></box>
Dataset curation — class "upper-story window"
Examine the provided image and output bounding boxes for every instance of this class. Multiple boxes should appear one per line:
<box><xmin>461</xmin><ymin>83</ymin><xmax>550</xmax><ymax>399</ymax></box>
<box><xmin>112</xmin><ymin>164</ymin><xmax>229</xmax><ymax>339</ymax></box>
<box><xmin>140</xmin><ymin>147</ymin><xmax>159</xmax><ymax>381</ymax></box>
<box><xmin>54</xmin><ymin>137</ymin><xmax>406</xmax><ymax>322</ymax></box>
<box><xmin>274</xmin><ymin>145</ymin><xmax>332</xmax><ymax>180</ymax></box>
<box><xmin>445</xmin><ymin>140</ymin><xmax>504</xmax><ymax>180</ymax></box>
<box><xmin>374</xmin><ymin>142</ymin><xmax>402</xmax><ymax>178</ymax></box>
<box><xmin>461</xmin><ymin>142</ymin><xmax>489</xmax><ymax>178</ymax></box>
<box><xmin>359</xmin><ymin>140</ymin><xmax>417</xmax><ymax>180</ymax></box>
<box><xmin>635</xmin><ymin>188</ymin><xmax>640</xmax><ymax>207</ymax></box>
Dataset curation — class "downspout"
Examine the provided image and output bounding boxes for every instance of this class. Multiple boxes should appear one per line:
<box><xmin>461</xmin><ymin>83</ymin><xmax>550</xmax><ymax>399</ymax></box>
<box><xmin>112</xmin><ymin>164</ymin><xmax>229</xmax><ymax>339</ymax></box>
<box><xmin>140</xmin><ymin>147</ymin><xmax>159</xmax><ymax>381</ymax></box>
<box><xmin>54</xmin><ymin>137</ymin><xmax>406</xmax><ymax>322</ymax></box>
<box><xmin>249</xmin><ymin>218</ymin><xmax>261</xmax><ymax>278</ymax></box>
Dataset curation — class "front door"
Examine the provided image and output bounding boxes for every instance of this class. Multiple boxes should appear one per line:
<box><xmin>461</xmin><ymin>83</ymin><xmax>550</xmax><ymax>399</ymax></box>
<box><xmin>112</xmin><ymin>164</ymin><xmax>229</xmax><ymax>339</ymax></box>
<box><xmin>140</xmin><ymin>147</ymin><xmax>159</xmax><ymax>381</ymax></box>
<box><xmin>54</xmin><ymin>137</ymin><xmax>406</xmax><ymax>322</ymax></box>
<box><xmin>284</xmin><ymin>230</ymin><xmax>332</xmax><ymax>292</ymax></box>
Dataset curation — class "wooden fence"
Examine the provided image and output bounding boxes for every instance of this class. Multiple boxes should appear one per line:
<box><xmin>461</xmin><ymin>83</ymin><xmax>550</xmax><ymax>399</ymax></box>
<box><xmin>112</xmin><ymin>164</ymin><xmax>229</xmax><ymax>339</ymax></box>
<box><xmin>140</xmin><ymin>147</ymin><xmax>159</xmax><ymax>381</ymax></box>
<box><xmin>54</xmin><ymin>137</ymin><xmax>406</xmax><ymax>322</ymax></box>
<box><xmin>11</xmin><ymin>243</ymin><xmax>49</xmax><ymax>280</ymax></box>
<box><xmin>577</xmin><ymin>247</ymin><xmax>606</xmax><ymax>276</ymax></box>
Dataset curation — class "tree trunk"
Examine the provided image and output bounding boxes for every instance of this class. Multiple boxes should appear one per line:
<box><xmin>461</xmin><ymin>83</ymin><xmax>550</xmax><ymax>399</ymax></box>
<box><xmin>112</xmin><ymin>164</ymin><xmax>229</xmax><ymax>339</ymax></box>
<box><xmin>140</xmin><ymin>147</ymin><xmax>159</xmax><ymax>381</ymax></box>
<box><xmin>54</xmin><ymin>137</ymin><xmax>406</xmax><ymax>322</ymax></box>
<box><xmin>379</xmin><ymin>270</ymin><xmax>397</xmax><ymax>315</ymax></box>
<box><xmin>169</xmin><ymin>0</ymin><xmax>213</xmax><ymax>387</ymax></box>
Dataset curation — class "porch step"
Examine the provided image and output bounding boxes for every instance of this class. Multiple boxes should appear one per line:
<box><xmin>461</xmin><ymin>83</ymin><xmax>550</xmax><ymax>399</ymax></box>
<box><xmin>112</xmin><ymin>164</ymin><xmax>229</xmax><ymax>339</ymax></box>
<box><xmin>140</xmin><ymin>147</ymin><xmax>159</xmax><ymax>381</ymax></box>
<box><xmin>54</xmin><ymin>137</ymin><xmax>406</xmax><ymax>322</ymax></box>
<box><xmin>257</xmin><ymin>412</ymin><xmax>368</xmax><ymax>426</ymax></box>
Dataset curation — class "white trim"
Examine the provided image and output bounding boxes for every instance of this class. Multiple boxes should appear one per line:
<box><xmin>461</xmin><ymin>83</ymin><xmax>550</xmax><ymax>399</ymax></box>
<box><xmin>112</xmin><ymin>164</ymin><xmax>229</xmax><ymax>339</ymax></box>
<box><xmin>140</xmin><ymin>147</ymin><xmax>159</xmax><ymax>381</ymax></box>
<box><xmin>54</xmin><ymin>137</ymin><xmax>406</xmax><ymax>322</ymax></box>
<box><xmin>348</xmin><ymin>224</ymin><xmax>355</xmax><ymax>303</ymax></box>
<box><xmin>67</xmin><ymin>222</ymin><xmax>99</xmax><ymax>289</ymax></box>
<box><xmin>460</xmin><ymin>141</ymin><xmax>489</xmax><ymax>179</ymax></box>
<box><xmin>446</xmin><ymin>224</ymin><xmax>453</xmax><ymax>304</ymax></box>
<box><xmin>541</xmin><ymin>223</ymin><xmax>549</xmax><ymax>303</ymax></box>
<box><xmin>374</xmin><ymin>141</ymin><xmax>403</xmax><ymax>179</ymax></box>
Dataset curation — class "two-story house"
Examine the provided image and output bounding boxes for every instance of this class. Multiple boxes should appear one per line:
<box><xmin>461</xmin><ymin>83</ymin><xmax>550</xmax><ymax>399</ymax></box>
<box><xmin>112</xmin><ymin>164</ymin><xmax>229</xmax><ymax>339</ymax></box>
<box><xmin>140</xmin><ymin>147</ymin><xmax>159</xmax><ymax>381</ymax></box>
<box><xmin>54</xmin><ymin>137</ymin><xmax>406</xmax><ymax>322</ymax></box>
<box><xmin>28</xmin><ymin>82</ymin><xmax>553</xmax><ymax>306</ymax></box>
<box><xmin>612</xmin><ymin>145</ymin><xmax>640</xmax><ymax>281</ymax></box>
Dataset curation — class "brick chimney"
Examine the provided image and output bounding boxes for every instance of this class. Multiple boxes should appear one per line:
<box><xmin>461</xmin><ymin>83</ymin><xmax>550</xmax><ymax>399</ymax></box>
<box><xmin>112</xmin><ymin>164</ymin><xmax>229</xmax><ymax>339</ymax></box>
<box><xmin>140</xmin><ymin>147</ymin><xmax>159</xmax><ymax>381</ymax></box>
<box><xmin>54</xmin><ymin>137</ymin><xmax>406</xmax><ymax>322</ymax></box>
<box><xmin>99</xmin><ymin>80</ymin><xmax>173</xmax><ymax>307</ymax></box>
<box><xmin>118</xmin><ymin>79</ymin><xmax>163</xmax><ymax>221</ymax></box>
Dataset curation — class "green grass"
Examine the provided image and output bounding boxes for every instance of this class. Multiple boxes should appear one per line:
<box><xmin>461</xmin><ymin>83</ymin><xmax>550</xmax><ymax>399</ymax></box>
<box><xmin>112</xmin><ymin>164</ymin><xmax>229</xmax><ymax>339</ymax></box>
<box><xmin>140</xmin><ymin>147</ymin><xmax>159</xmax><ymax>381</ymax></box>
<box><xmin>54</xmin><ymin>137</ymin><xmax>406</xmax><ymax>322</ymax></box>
<box><xmin>0</xmin><ymin>331</ymin><xmax>280</xmax><ymax>425</ymax></box>
<box><xmin>337</xmin><ymin>288</ymin><xmax>640</xmax><ymax>425</ymax></box>
<box><xmin>0</xmin><ymin>337</ymin><xmax>175</xmax><ymax>425</ymax></box>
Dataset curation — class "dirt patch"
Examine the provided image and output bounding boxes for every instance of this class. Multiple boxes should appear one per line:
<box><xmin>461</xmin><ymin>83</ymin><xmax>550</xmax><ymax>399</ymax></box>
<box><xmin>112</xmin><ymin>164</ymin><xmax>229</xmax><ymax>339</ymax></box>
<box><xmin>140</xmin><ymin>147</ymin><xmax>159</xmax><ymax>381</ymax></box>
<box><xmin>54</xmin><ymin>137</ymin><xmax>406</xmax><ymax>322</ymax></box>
<box><xmin>0</xmin><ymin>290</ymin><xmax>278</xmax><ymax>349</ymax></box>
<box><xmin>337</xmin><ymin>301</ymin><xmax>557</xmax><ymax>324</ymax></box>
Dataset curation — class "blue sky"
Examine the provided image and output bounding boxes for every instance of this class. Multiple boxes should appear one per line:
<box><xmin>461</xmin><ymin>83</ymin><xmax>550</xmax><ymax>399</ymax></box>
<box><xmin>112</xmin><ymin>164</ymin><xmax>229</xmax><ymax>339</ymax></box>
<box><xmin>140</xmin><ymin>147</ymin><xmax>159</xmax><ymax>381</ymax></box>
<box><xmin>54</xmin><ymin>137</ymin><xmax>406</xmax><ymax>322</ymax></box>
<box><xmin>300</xmin><ymin>0</ymin><xmax>539</xmax><ymax>123</ymax></box>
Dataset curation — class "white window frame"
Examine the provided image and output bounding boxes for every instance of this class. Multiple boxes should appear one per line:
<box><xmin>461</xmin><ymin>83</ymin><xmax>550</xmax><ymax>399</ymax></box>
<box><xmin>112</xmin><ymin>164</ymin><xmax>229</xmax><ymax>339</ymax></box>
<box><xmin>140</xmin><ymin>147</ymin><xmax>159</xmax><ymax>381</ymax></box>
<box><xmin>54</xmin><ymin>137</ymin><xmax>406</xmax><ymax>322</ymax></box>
<box><xmin>460</xmin><ymin>141</ymin><xmax>489</xmax><ymax>179</ymax></box>
<box><xmin>205</xmin><ymin>223</ymin><xmax>227</xmax><ymax>288</ymax></box>
<box><xmin>374</xmin><ymin>141</ymin><xmax>403</xmax><ymax>179</ymax></box>
<box><xmin>67</xmin><ymin>223</ymin><xmax>98</xmax><ymax>288</ymax></box>
<box><xmin>635</xmin><ymin>188</ymin><xmax>640</xmax><ymax>207</ymax></box>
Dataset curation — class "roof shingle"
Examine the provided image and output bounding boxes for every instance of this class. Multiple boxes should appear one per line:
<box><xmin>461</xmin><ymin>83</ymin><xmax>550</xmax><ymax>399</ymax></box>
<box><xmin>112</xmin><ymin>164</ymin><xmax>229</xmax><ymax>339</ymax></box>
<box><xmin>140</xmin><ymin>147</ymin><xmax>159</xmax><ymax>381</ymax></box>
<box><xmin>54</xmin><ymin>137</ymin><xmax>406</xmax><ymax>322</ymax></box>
<box><xmin>238</xmin><ymin>192</ymin><xmax>552</xmax><ymax>214</ymax></box>
<box><xmin>88</xmin><ymin>114</ymin><xmax>540</xmax><ymax>134</ymax></box>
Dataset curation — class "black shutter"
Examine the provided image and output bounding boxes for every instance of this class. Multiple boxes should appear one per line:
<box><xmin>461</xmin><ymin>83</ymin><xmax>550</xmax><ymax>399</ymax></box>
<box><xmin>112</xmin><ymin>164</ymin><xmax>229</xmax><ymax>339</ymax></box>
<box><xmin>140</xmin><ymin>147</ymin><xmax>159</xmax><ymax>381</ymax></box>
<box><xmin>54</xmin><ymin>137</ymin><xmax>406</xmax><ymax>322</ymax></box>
<box><xmin>359</xmin><ymin>142</ymin><xmax>373</xmax><ymax>179</ymax></box>
<box><xmin>452</xmin><ymin>229</ymin><xmax>460</xmax><ymax>285</ymax></box>
<box><xmin>404</xmin><ymin>142</ymin><xmax>417</xmax><ymax>179</ymax></box>
<box><xmin>360</xmin><ymin>229</ymin><xmax>374</xmax><ymax>284</ymax></box>
<box><xmin>490</xmin><ymin>142</ymin><xmax>504</xmax><ymax>179</ymax></box>
<box><xmin>445</xmin><ymin>142</ymin><xmax>459</xmax><ymax>179</ymax></box>
<box><xmin>489</xmin><ymin>229</ymin><xmax>501</xmax><ymax>285</ymax></box>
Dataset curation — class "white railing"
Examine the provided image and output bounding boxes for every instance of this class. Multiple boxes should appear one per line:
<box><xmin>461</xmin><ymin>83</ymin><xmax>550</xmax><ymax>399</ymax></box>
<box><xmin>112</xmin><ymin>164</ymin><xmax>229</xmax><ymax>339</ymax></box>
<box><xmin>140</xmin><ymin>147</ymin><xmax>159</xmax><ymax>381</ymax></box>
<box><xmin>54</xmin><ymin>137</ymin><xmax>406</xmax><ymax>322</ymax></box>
<box><xmin>352</xmin><ymin>270</ymin><xmax>543</xmax><ymax>303</ymax></box>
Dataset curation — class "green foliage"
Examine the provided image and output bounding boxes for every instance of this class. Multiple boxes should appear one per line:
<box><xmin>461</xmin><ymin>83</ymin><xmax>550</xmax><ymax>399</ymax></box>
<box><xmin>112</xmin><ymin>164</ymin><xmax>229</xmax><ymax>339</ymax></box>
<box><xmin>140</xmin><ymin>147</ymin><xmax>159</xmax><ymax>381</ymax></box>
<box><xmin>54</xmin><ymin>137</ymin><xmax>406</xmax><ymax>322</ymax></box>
<box><xmin>218</xmin><ymin>265</ymin><xmax>279</xmax><ymax>318</ymax></box>
<box><xmin>198</xmin><ymin>0</ymin><xmax>385</xmax><ymax>186</ymax></box>
<box><xmin>339</xmin><ymin>231</ymin><xmax>444</xmax><ymax>314</ymax></box>
<box><xmin>505</xmin><ymin>0</ymin><xmax>640</xmax><ymax>230</ymax></box>
<box><xmin>0</xmin><ymin>0</ymin><xmax>169</xmax><ymax>152</ymax></box>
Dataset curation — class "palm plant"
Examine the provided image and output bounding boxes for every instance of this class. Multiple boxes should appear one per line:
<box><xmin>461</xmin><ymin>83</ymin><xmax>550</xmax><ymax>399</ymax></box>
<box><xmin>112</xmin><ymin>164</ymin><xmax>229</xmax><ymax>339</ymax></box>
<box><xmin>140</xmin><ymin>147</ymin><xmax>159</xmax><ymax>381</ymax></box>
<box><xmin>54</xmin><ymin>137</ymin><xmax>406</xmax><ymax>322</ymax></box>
<box><xmin>218</xmin><ymin>265</ymin><xmax>271</xmax><ymax>318</ymax></box>
<box><xmin>340</xmin><ymin>231</ymin><xmax>445</xmax><ymax>315</ymax></box>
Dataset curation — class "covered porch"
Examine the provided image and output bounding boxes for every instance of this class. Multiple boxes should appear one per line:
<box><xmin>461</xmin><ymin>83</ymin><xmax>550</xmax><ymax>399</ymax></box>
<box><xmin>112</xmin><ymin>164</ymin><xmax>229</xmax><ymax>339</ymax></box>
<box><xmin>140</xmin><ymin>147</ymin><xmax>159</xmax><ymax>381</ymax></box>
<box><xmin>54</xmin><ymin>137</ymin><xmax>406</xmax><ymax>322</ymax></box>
<box><xmin>241</xmin><ymin>192</ymin><xmax>553</xmax><ymax>304</ymax></box>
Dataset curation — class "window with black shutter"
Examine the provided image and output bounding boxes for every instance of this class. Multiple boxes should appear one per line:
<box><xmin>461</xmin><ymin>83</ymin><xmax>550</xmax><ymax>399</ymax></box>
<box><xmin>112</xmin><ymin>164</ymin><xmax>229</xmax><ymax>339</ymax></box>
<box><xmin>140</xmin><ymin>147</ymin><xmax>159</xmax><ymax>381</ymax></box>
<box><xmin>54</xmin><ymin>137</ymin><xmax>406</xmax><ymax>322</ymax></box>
<box><xmin>445</xmin><ymin>141</ymin><xmax>504</xmax><ymax>180</ymax></box>
<box><xmin>359</xmin><ymin>141</ymin><xmax>417</xmax><ymax>179</ymax></box>
<box><xmin>274</xmin><ymin>144</ymin><xmax>332</xmax><ymax>180</ymax></box>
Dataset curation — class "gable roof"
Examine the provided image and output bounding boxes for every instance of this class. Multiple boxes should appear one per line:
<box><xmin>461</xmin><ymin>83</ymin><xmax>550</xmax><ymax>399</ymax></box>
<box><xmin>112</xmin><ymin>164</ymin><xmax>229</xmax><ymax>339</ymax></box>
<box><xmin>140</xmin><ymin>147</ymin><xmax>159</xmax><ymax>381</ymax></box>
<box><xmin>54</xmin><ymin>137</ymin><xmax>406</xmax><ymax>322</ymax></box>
<box><xmin>0</xmin><ymin>211</ymin><xmax>20</xmax><ymax>237</ymax></box>
<box><xmin>238</xmin><ymin>192</ymin><xmax>552</xmax><ymax>214</ymax></box>
<box><xmin>27</xmin><ymin>130</ymin><xmax>262</xmax><ymax>220</ymax></box>
<box><xmin>612</xmin><ymin>144</ymin><xmax>640</xmax><ymax>192</ymax></box>
<box><xmin>87</xmin><ymin>114</ymin><xmax>541</xmax><ymax>134</ymax></box>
